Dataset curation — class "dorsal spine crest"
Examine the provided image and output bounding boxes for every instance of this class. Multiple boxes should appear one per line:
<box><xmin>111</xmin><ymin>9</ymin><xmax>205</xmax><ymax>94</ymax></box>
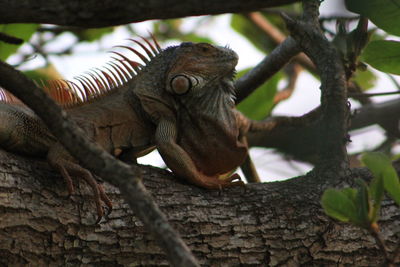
<box><xmin>0</xmin><ymin>35</ymin><xmax>162</xmax><ymax>108</ymax></box>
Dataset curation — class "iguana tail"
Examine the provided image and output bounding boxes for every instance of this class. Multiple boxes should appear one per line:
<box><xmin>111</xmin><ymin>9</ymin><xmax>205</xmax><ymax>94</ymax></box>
<box><xmin>0</xmin><ymin>102</ymin><xmax>56</xmax><ymax>157</ymax></box>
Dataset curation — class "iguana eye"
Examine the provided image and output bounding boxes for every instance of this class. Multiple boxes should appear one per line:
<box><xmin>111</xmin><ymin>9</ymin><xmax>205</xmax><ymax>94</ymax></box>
<box><xmin>170</xmin><ymin>75</ymin><xmax>197</xmax><ymax>95</ymax></box>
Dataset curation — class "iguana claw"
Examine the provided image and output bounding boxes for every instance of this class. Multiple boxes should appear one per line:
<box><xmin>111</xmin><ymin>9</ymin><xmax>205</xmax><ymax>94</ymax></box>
<box><xmin>94</xmin><ymin>182</ymin><xmax>113</xmax><ymax>224</ymax></box>
<box><xmin>198</xmin><ymin>173</ymin><xmax>245</xmax><ymax>190</ymax></box>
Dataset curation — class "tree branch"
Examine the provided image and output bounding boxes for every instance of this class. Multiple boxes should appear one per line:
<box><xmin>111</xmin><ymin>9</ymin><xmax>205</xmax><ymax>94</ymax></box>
<box><xmin>350</xmin><ymin>98</ymin><xmax>400</xmax><ymax>138</ymax></box>
<box><xmin>247</xmin><ymin>108</ymin><xmax>322</xmax><ymax>164</ymax></box>
<box><xmin>0</xmin><ymin>60</ymin><xmax>199</xmax><ymax>267</ymax></box>
<box><xmin>282</xmin><ymin>0</ymin><xmax>349</xmax><ymax>174</ymax></box>
<box><xmin>0</xmin><ymin>0</ymin><xmax>299</xmax><ymax>27</ymax></box>
<box><xmin>0</xmin><ymin>32</ymin><xmax>23</xmax><ymax>45</ymax></box>
<box><xmin>1</xmin><ymin>149</ymin><xmax>399</xmax><ymax>265</ymax></box>
<box><xmin>246</xmin><ymin>12</ymin><xmax>315</xmax><ymax>73</ymax></box>
<box><xmin>273</xmin><ymin>63</ymin><xmax>302</xmax><ymax>104</ymax></box>
<box><xmin>235</xmin><ymin>37</ymin><xmax>301</xmax><ymax>103</ymax></box>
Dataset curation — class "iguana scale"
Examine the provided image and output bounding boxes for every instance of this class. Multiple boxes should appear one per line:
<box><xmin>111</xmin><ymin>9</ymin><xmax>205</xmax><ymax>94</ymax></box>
<box><xmin>0</xmin><ymin>37</ymin><xmax>260</xmax><ymax>222</ymax></box>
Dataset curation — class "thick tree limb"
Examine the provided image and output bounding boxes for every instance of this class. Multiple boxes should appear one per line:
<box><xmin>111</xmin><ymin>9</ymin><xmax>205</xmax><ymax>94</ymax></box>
<box><xmin>238</xmin><ymin>1</ymin><xmax>349</xmax><ymax>171</ymax></box>
<box><xmin>247</xmin><ymin>108</ymin><xmax>322</xmax><ymax>164</ymax></box>
<box><xmin>282</xmin><ymin>1</ymin><xmax>349</xmax><ymax>174</ymax></box>
<box><xmin>0</xmin><ymin>0</ymin><xmax>298</xmax><ymax>27</ymax></box>
<box><xmin>0</xmin><ymin>61</ymin><xmax>198</xmax><ymax>266</ymax></box>
<box><xmin>1</xmin><ymin>150</ymin><xmax>399</xmax><ymax>266</ymax></box>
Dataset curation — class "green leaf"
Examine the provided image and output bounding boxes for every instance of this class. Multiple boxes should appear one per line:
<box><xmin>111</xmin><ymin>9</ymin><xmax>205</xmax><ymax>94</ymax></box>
<box><xmin>75</xmin><ymin>27</ymin><xmax>114</xmax><ymax>42</ymax></box>
<box><xmin>341</xmin><ymin>187</ymin><xmax>358</xmax><ymax>201</ymax></box>
<box><xmin>24</xmin><ymin>64</ymin><xmax>63</xmax><ymax>81</ymax></box>
<box><xmin>352</xmin><ymin>68</ymin><xmax>377</xmax><ymax>91</ymax></box>
<box><xmin>354</xmin><ymin>179</ymin><xmax>371</xmax><ymax>228</ymax></box>
<box><xmin>0</xmin><ymin>24</ymin><xmax>39</xmax><ymax>60</ymax></box>
<box><xmin>362</xmin><ymin>152</ymin><xmax>400</xmax><ymax>206</ymax></box>
<box><xmin>230</xmin><ymin>13</ymin><xmax>289</xmax><ymax>53</ymax></box>
<box><xmin>321</xmin><ymin>189</ymin><xmax>358</xmax><ymax>223</ymax></box>
<box><xmin>178</xmin><ymin>33</ymin><xmax>213</xmax><ymax>44</ymax></box>
<box><xmin>345</xmin><ymin>0</ymin><xmax>400</xmax><ymax>36</ymax></box>
<box><xmin>383</xmin><ymin>169</ymin><xmax>400</xmax><ymax>207</ymax></box>
<box><xmin>231</xmin><ymin>15</ymin><xmax>271</xmax><ymax>53</ymax></box>
<box><xmin>369</xmin><ymin>172</ymin><xmax>384</xmax><ymax>223</ymax></box>
<box><xmin>362</xmin><ymin>152</ymin><xmax>391</xmax><ymax>177</ymax></box>
<box><xmin>152</xmin><ymin>19</ymin><xmax>213</xmax><ymax>44</ymax></box>
<box><xmin>361</xmin><ymin>40</ymin><xmax>400</xmax><ymax>75</ymax></box>
<box><xmin>236</xmin><ymin>69</ymin><xmax>282</xmax><ymax>120</ymax></box>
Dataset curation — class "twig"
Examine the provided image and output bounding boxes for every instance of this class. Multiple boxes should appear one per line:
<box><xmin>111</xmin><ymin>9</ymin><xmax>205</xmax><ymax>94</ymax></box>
<box><xmin>273</xmin><ymin>63</ymin><xmax>301</xmax><ymax>104</ymax></box>
<box><xmin>245</xmin><ymin>12</ymin><xmax>315</xmax><ymax>73</ymax></box>
<box><xmin>234</xmin><ymin>37</ymin><xmax>301</xmax><ymax>103</ymax></box>
<box><xmin>241</xmin><ymin>154</ymin><xmax>261</xmax><ymax>183</ymax></box>
<box><xmin>369</xmin><ymin>225</ymin><xmax>395</xmax><ymax>267</ymax></box>
<box><xmin>347</xmin><ymin>81</ymin><xmax>372</xmax><ymax>105</ymax></box>
<box><xmin>387</xmin><ymin>74</ymin><xmax>400</xmax><ymax>91</ymax></box>
<box><xmin>0</xmin><ymin>32</ymin><xmax>23</xmax><ymax>45</ymax></box>
<box><xmin>349</xmin><ymin>91</ymin><xmax>400</xmax><ymax>97</ymax></box>
<box><xmin>350</xmin><ymin>98</ymin><xmax>400</xmax><ymax>134</ymax></box>
<box><xmin>246</xmin><ymin>12</ymin><xmax>286</xmax><ymax>43</ymax></box>
<box><xmin>0</xmin><ymin>60</ymin><xmax>199</xmax><ymax>267</ymax></box>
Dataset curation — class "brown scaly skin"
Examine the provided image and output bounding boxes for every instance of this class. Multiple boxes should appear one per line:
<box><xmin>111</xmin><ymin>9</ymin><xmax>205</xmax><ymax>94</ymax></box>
<box><xmin>0</xmin><ymin>41</ymin><xmax>264</xmax><ymax>222</ymax></box>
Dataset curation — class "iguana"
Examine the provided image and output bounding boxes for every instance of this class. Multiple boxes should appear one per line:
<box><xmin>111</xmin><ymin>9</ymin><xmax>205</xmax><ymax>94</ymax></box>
<box><xmin>0</xmin><ymin>37</ymin><xmax>259</xmax><ymax>222</ymax></box>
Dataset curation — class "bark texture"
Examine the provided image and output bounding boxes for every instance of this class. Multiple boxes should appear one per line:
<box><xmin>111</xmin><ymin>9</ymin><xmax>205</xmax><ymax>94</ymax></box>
<box><xmin>0</xmin><ymin>0</ymin><xmax>298</xmax><ymax>27</ymax></box>
<box><xmin>1</xmin><ymin>150</ymin><xmax>399</xmax><ymax>266</ymax></box>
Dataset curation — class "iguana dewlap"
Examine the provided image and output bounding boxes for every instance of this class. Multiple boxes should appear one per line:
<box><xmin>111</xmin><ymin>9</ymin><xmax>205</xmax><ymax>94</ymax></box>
<box><xmin>0</xmin><ymin>38</ymin><xmax>253</xmax><ymax>222</ymax></box>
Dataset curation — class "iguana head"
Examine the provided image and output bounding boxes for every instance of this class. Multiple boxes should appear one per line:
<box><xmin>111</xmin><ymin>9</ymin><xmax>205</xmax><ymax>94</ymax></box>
<box><xmin>160</xmin><ymin>43</ymin><xmax>246</xmax><ymax>176</ymax></box>
<box><xmin>134</xmin><ymin>41</ymin><xmax>239</xmax><ymax>123</ymax></box>
<box><xmin>165</xmin><ymin>42</ymin><xmax>238</xmax><ymax>99</ymax></box>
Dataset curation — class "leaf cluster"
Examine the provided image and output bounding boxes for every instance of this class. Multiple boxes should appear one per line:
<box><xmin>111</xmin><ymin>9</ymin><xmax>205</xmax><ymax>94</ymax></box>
<box><xmin>322</xmin><ymin>152</ymin><xmax>400</xmax><ymax>228</ymax></box>
<box><xmin>346</xmin><ymin>0</ymin><xmax>400</xmax><ymax>75</ymax></box>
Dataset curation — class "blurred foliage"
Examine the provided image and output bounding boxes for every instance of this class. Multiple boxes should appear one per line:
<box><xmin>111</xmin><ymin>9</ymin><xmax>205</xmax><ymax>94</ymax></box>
<box><xmin>0</xmin><ymin>24</ymin><xmax>38</xmax><ymax>60</ymax></box>
<box><xmin>362</xmin><ymin>40</ymin><xmax>400</xmax><ymax>75</ymax></box>
<box><xmin>352</xmin><ymin>68</ymin><xmax>377</xmax><ymax>91</ymax></box>
<box><xmin>74</xmin><ymin>27</ymin><xmax>115</xmax><ymax>42</ymax></box>
<box><xmin>345</xmin><ymin>0</ymin><xmax>400</xmax><ymax>37</ymax></box>
<box><xmin>24</xmin><ymin>64</ymin><xmax>63</xmax><ymax>82</ymax></box>
<box><xmin>237</xmin><ymin>69</ymin><xmax>282</xmax><ymax>120</ymax></box>
<box><xmin>346</xmin><ymin>0</ymin><xmax>400</xmax><ymax>75</ymax></box>
<box><xmin>362</xmin><ymin>152</ymin><xmax>400</xmax><ymax>206</ymax></box>
<box><xmin>230</xmin><ymin>4</ymin><xmax>301</xmax><ymax>53</ymax></box>
<box><xmin>231</xmin><ymin>14</ymin><xmax>276</xmax><ymax>53</ymax></box>
<box><xmin>322</xmin><ymin>152</ymin><xmax>400</xmax><ymax>229</ymax></box>
<box><xmin>152</xmin><ymin>19</ymin><xmax>213</xmax><ymax>43</ymax></box>
<box><xmin>38</xmin><ymin>26</ymin><xmax>115</xmax><ymax>43</ymax></box>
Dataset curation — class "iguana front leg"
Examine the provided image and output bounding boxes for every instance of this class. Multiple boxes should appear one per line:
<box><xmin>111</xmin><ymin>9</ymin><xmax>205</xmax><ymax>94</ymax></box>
<box><xmin>47</xmin><ymin>146</ymin><xmax>112</xmax><ymax>223</ymax></box>
<box><xmin>155</xmin><ymin>117</ymin><xmax>244</xmax><ymax>189</ymax></box>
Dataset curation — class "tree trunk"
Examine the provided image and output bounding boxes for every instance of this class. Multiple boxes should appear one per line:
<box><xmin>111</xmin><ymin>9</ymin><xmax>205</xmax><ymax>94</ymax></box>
<box><xmin>0</xmin><ymin>149</ymin><xmax>398</xmax><ymax>266</ymax></box>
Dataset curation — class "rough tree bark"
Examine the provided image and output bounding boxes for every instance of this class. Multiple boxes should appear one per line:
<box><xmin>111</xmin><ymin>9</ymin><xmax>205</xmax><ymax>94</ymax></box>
<box><xmin>0</xmin><ymin>0</ymin><xmax>298</xmax><ymax>27</ymax></box>
<box><xmin>1</xmin><ymin>150</ymin><xmax>399</xmax><ymax>266</ymax></box>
